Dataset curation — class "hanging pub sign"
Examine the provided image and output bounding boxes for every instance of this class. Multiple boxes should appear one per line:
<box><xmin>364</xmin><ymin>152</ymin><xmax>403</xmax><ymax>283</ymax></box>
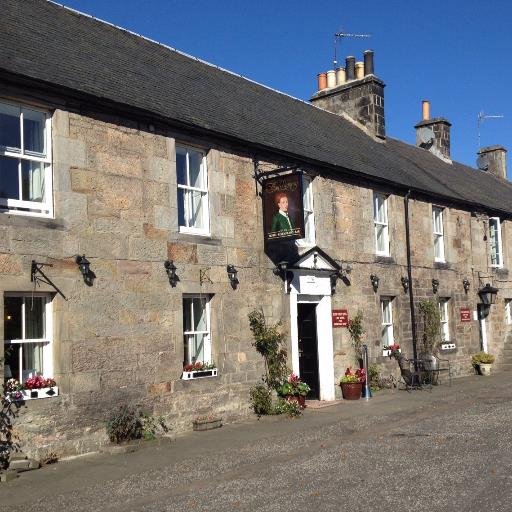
<box><xmin>262</xmin><ymin>173</ymin><xmax>304</xmax><ymax>242</ymax></box>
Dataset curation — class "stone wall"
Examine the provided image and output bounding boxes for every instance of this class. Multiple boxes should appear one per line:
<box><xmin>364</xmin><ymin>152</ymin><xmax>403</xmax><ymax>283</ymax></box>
<box><xmin>1</xmin><ymin>99</ymin><xmax>511</xmax><ymax>458</ymax></box>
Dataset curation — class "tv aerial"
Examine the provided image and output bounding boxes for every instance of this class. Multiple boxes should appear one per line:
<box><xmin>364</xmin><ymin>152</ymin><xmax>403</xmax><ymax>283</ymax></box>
<box><xmin>477</xmin><ymin>110</ymin><xmax>503</xmax><ymax>149</ymax></box>
<box><xmin>333</xmin><ymin>30</ymin><xmax>371</xmax><ymax>68</ymax></box>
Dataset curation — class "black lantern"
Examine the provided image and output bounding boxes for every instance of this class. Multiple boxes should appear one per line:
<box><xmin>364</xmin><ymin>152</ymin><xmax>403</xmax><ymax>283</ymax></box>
<box><xmin>226</xmin><ymin>264</ymin><xmax>239</xmax><ymax>289</ymax></box>
<box><xmin>478</xmin><ymin>283</ymin><xmax>498</xmax><ymax>305</ymax></box>
<box><xmin>370</xmin><ymin>274</ymin><xmax>379</xmax><ymax>292</ymax></box>
<box><xmin>273</xmin><ymin>260</ymin><xmax>288</xmax><ymax>276</ymax></box>
<box><xmin>75</xmin><ymin>254</ymin><xmax>93</xmax><ymax>286</ymax></box>
<box><xmin>432</xmin><ymin>278</ymin><xmax>439</xmax><ymax>294</ymax></box>
<box><xmin>164</xmin><ymin>260</ymin><xmax>179</xmax><ymax>287</ymax></box>
<box><xmin>462</xmin><ymin>278</ymin><xmax>470</xmax><ymax>293</ymax></box>
<box><xmin>401</xmin><ymin>276</ymin><xmax>410</xmax><ymax>293</ymax></box>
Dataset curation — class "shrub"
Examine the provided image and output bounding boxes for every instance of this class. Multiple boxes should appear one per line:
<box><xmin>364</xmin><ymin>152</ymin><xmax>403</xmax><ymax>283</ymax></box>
<box><xmin>106</xmin><ymin>405</ymin><xmax>143</xmax><ymax>444</ymax></box>
<box><xmin>141</xmin><ymin>414</ymin><xmax>170</xmax><ymax>440</ymax></box>
<box><xmin>471</xmin><ymin>351</ymin><xmax>495</xmax><ymax>365</ymax></box>
<box><xmin>249</xmin><ymin>384</ymin><xmax>273</xmax><ymax>417</ymax></box>
<box><xmin>418</xmin><ymin>299</ymin><xmax>441</xmax><ymax>354</ymax></box>
<box><xmin>347</xmin><ymin>311</ymin><xmax>365</xmax><ymax>360</ymax></box>
<box><xmin>273</xmin><ymin>398</ymin><xmax>302</xmax><ymax>417</ymax></box>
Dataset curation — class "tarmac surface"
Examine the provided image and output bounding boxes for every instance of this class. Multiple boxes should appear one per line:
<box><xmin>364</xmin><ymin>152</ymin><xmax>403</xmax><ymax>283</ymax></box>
<box><xmin>2</xmin><ymin>374</ymin><xmax>512</xmax><ymax>511</ymax></box>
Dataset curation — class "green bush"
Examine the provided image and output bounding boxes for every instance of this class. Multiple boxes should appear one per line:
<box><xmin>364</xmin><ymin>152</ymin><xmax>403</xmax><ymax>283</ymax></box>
<box><xmin>471</xmin><ymin>351</ymin><xmax>495</xmax><ymax>365</ymax></box>
<box><xmin>249</xmin><ymin>384</ymin><xmax>273</xmax><ymax>417</ymax></box>
<box><xmin>106</xmin><ymin>405</ymin><xmax>143</xmax><ymax>444</ymax></box>
<box><xmin>141</xmin><ymin>414</ymin><xmax>170</xmax><ymax>440</ymax></box>
<box><xmin>273</xmin><ymin>398</ymin><xmax>302</xmax><ymax>417</ymax></box>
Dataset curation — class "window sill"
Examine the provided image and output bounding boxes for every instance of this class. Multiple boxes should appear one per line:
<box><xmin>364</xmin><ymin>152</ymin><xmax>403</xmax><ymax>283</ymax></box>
<box><xmin>434</xmin><ymin>261</ymin><xmax>450</xmax><ymax>270</ymax></box>
<box><xmin>177</xmin><ymin>233</ymin><xmax>221</xmax><ymax>246</ymax></box>
<box><xmin>181</xmin><ymin>369</ymin><xmax>218</xmax><ymax>380</ymax></box>
<box><xmin>382</xmin><ymin>349</ymin><xmax>400</xmax><ymax>357</ymax></box>
<box><xmin>374</xmin><ymin>255</ymin><xmax>394</xmax><ymax>264</ymax></box>
<box><xmin>493</xmin><ymin>267</ymin><xmax>508</xmax><ymax>277</ymax></box>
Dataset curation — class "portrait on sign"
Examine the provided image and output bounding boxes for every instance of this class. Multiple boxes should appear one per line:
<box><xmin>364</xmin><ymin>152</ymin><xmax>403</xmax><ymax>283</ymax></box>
<box><xmin>262</xmin><ymin>173</ymin><xmax>304</xmax><ymax>242</ymax></box>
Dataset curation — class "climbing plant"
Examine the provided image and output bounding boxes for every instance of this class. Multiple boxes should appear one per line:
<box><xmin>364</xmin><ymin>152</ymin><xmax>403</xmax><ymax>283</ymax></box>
<box><xmin>347</xmin><ymin>310</ymin><xmax>365</xmax><ymax>361</ymax></box>
<box><xmin>418</xmin><ymin>298</ymin><xmax>441</xmax><ymax>354</ymax></box>
<box><xmin>248</xmin><ymin>309</ymin><xmax>289</xmax><ymax>390</ymax></box>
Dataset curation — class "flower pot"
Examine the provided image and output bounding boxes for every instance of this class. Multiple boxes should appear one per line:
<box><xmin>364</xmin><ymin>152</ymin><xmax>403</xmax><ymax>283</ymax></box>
<box><xmin>284</xmin><ymin>395</ymin><xmax>306</xmax><ymax>409</ymax></box>
<box><xmin>193</xmin><ymin>418</ymin><xmax>222</xmax><ymax>431</ymax></box>
<box><xmin>340</xmin><ymin>382</ymin><xmax>362</xmax><ymax>400</ymax></box>
<box><xmin>478</xmin><ymin>363</ymin><xmax>492</xmax><ymax>376</ymax></box>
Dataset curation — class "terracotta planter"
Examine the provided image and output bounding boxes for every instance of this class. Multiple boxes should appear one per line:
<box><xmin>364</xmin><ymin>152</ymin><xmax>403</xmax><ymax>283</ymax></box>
<box><xmin>340</xmin><ymin>382</ymin><xmax>362</xmax><ymax>400</ymax></box>
<box><xmin>285</xmin><ymin>395</ymin><xmax>306</xmax><ymax>409</ymax></box>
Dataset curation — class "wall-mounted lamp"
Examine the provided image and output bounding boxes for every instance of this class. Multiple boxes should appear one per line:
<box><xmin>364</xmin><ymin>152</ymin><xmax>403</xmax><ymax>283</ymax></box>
<box><xmin>478</xmin><ymin>283</ymin><xmax>498</xmax><ymax>306</ymax></box>
<box><xmin>370</xmin><ymin>274</ymin><xmax>379</xmax><ymax>292</ymax></box>
<box><xmin>432</xmin><ymin>278</ymin><xmax>440</xmax><ymax>294</ymax></box>
<box><xmin>226</xmin><ymin>264</ymin><xmax>239</xmax><ymax>289</ymax></box>
<box><xmin>401</xmin><ymin>276</ymin><xmax>410</xmax><ymax>293</ymax></box>
<box><xmin>462</xmin><ymin>278</ymin><xmax>470</xmax><ymax>293</ymax></box>
<box><xmin>273</xmin><ymin>260</ymin><xmax>288</xmax><ymax>276</ymax></box>
<box><xmin>75</xmin><ymin>254</ymin><xmax>94</xmax><ymax>286</ymax></box>
<box><xmin>164</xmin><ymin>259</ymin><xmax>179</xmax><ymax>287</ymax></box>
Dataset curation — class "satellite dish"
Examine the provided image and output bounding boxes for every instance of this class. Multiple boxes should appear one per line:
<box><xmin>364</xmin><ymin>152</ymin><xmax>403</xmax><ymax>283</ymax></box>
<box><xmin>477</xmin><ymin>154</ymin><xmax>489</xmax><ymax>171</ymax></box>
<box><xmin>418</xmin><ymin>127</ymin><xmax>434</xmax><ymax>146</ymax></box>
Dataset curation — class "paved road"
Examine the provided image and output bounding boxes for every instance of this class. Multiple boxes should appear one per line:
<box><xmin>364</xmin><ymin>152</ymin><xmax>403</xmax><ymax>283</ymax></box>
<box><xmin>2</xmin><ymin>375</ymin><xmax>512</xmax><ymax>511</ymax></box>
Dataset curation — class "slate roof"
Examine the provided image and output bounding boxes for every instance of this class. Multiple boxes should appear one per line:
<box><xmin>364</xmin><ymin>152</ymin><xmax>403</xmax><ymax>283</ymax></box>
<box><xmin>1</xmin><ymin>0</ymin><xmax>511</xmax><ymax>215</ymax></box>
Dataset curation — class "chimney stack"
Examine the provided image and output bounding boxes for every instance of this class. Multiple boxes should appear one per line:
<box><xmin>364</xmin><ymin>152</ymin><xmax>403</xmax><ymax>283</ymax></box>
<box><xmin>310</xmin><ymin>50</ymin><xmax>385</xmax><ymax>139</ymax></box>
<box><xmin>477</xmin><ymin>146</ymin><xmax>508</xmax><ymax>179</ymax></box>
<box><xmin>415</xmin><ymin>100</ymin><xmax>451</xmax><ymax>160</ymax></box>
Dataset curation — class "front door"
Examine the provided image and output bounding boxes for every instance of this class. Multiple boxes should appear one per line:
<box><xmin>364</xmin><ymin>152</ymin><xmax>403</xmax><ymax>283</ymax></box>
<box><xmin>298</xmin><ymin>303</ymin><xmax>319</xmax><ymax>399</ymax></box>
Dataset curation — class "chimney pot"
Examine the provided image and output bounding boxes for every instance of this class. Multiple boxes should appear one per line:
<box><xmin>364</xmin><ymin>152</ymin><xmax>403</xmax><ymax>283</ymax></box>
<box><xmin>317</xmin><ymin>72</ymin><xmax>327</xmax><ymax>91</ymax></box>
<box><xmin>345</xmin><ymin>56</ymin><xmax>355</xmax><ymax>81</ymax></box>
<box><xmin>422</xmin><ymin>100</ymin><xmax>430</xmax><ymax>121</ymax></box>
<box><xmin>363</xmin><ymin>50</ymin><xmax>374</xmax><ymax>75</ymax></box>
<box><xmin>355</xmin><ymin>62</ymin><xmax>364</xmax><ymax>80</ymax></box>
<box><xmin>326</xmin><ymin>69</ymin><xmax>336</xmax><ymax>89</ymax></box>
<box><xmin>335</xmin><ymin>67</ymin><xmax>346</xmax><ymax>86</ymax></box>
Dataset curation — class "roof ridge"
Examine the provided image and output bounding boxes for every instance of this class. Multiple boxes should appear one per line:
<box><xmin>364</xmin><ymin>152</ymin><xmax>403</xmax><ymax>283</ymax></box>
<box><xmin>46</xmin><ymin>0</ymin><xmax>317</xmax><ymax>111</ymax></box>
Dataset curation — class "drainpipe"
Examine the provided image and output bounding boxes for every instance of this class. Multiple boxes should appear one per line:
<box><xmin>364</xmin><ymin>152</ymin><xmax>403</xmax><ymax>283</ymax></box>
<box><xmin>404</xmin><ymin>190</ymin><xmax>418</xmax><ymax>361</ymax></box>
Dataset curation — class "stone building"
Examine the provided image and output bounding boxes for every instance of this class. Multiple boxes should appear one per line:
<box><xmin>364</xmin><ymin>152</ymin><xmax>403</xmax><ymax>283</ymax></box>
<box><xmin>1</xmin><ymin>0</ymin><xmax>511</xmax><ymax>456</ymax></box>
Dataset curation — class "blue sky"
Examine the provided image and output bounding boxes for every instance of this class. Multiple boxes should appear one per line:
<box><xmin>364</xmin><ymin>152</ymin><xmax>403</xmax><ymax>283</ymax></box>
<box><xmin>59</xmin><ymin>0</ymin><xmax>512</xmax><ymax>173</ymax></box>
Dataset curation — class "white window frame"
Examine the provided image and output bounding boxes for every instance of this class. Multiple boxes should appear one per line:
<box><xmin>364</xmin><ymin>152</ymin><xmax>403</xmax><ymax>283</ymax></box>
<box><xmin>380</xmin><ymin>297</ymin><xmax>394</xmax><ymax>349</ymax></box>
<box><xmin>374</xmin><ymin>193</ymin><xmax>390</xmax><ymax>256</ymax></box>
<box><xmin>182</xmin><ymin>295</ymin><xmax>212</xmax><ymax>365</ymax></box>
<box><xmin>505</xmin><ymin>299</ymin><xmax>512</xmax><ymax>325</ymax></box>
<box><xmin>489</xmin><ymin>217</ymin><xmax>503</xmax><ymax>268</ymax></box>
<box><xmin>432</xmin><ymin>206</ymin><xmax>446</xmax><ymax>262</ymax></box>
<box><xmin>0</xmin><ymin>100</ymin><xmax>53</xmax><ymax>218</ymax></box>
<box><xmin>3</xmin><ymin>292</ymin><xmax>53</xmax><ymax>382</ymax></box>
<box><xmin>176</xmin><ymin>145</ymin><xmax>209</xmax><ymax>235</ymax></box>
<box><xmin>296</xmin><ymin>174</ymin><xmax>315</xmax><ymax>246</ymax></box>
<box><xmin>439</xmin><ymin>298</ymin><xmax>450</xmax><ymax>342</ymax></box>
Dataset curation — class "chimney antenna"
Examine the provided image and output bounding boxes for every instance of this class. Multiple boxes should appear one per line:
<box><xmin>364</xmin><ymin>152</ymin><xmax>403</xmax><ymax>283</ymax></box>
<box><xmin>333</xmin><ymin>31</ymin><xmax>372</xmax><ymax>68</ymax></box>
<box><xmin>478</xmin><ymin>110</ymin><xmax>504</xmax><ymax>149</ymax></box>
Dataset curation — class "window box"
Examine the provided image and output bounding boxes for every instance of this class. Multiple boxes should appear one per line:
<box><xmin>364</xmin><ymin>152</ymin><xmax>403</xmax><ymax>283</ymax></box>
<box><xmin>382</xmin><ymin>348</ymin><xmax>400</xmax><ymax>357</ymax></box>
<box><xmin>181</xmin><ymin>368</ymin><xmax>218</xmax><ymax>380</ymax></box>
<box><xmin>21</xmin><ymin>386</ymin><xmax>59</xmax><ymax>400</ymax></box>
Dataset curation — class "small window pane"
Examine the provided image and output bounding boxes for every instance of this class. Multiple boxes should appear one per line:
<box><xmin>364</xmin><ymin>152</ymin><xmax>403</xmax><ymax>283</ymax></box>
<box><xmin>376</xmin><ymin>225</ymin><xmax>386</xmax><ymax>252</ymax></box>
<box><xmin>23</xmin><ymin>108</ymin><xmax>45</xmax><ymax>154</ymax></box>
<box><xmin>0</xmin><ymin>103</ymin><xmax>21</xmax><ymax>149</ymax></box>
<box><xmin>183</xmin><ymin>298</ymin><xmax>192</xmax><ymax>332</ymax></box>
<box><xmin>22</xmin><ymin>342</ymin><xmax>44</xmax><ymax>378</ymax></box>
<box><xmin>21</xmin><ymin>160</ymin><xmax>45</xmax><ymax>202</ymax></box>
<box><xmin>25</xmin><ymin>296</ymin><xmax>45</xmax><ymax>339</ymax></box>
<box><xmin>0</xmin><ymin>157</ymin><xmax>20</xmax><ymax>200</ymax></box>
<box><xmin>382</xmin><ymin>301</ymin><xmax>391</xmax><ymax>323</ymax></box>
<box><xmin>4</xmin><ymin>345</ymin><xmax>20</xmax><ymax>381</ymax></box>
<box><xmin>176</xmin><ymin>148</ymin><xmax>187</xmax><ymax>185</ymax></box>
<box><xmin>188</xmin><ymin>150</ymin><xmax>203</xmax><ymax>189</ymax></box>
<box><xmin>190</xmin><ymin>191</ymin><xmax>204</xmax><ymax>229</ymax></box>
<box><xmin>193</xmin><ymin>298</ymin><xmax>207</xmax><ymax>331</ymax></box>
<box><xmin>177</xmin><ymin>188</ymin><xmax>186</xmax><ymax>227</ymax></box>
<box><xmin>191</xmin><ymin>333</ymin><xmax>206</xmax><ymax>362</ymax></box>
<box><xmin>4</xmin><ymin>296</ymin><xmax>23</xmax><ymax>340</ymax></box>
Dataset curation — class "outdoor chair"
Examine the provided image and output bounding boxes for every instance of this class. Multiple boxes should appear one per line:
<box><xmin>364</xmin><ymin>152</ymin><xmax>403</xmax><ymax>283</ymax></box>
<box><xmin>397</xmin><ymin>357</ymin><xmax>431</xmax><ymax>392</ymax></box>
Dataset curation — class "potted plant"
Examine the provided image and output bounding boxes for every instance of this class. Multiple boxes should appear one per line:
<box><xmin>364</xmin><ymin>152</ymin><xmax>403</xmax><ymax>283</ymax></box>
<box><xmin>276</xmin><ymin>373</ymin><xmax>310</xmax><ymax>409</ymax></box>
<box><xmin>471</xmin><ymin>351</ymin><xmax>495</xmax><ymax>376</ymax></box>
<box><xmin>192</xmin><ymin>415</ymin><xmax>222</xmax><ymax>431</ymax></box>
<box><xmin>339</xmin><ymin>367</ymin><xmax>365</xmax><ymax>400</ymax></box>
